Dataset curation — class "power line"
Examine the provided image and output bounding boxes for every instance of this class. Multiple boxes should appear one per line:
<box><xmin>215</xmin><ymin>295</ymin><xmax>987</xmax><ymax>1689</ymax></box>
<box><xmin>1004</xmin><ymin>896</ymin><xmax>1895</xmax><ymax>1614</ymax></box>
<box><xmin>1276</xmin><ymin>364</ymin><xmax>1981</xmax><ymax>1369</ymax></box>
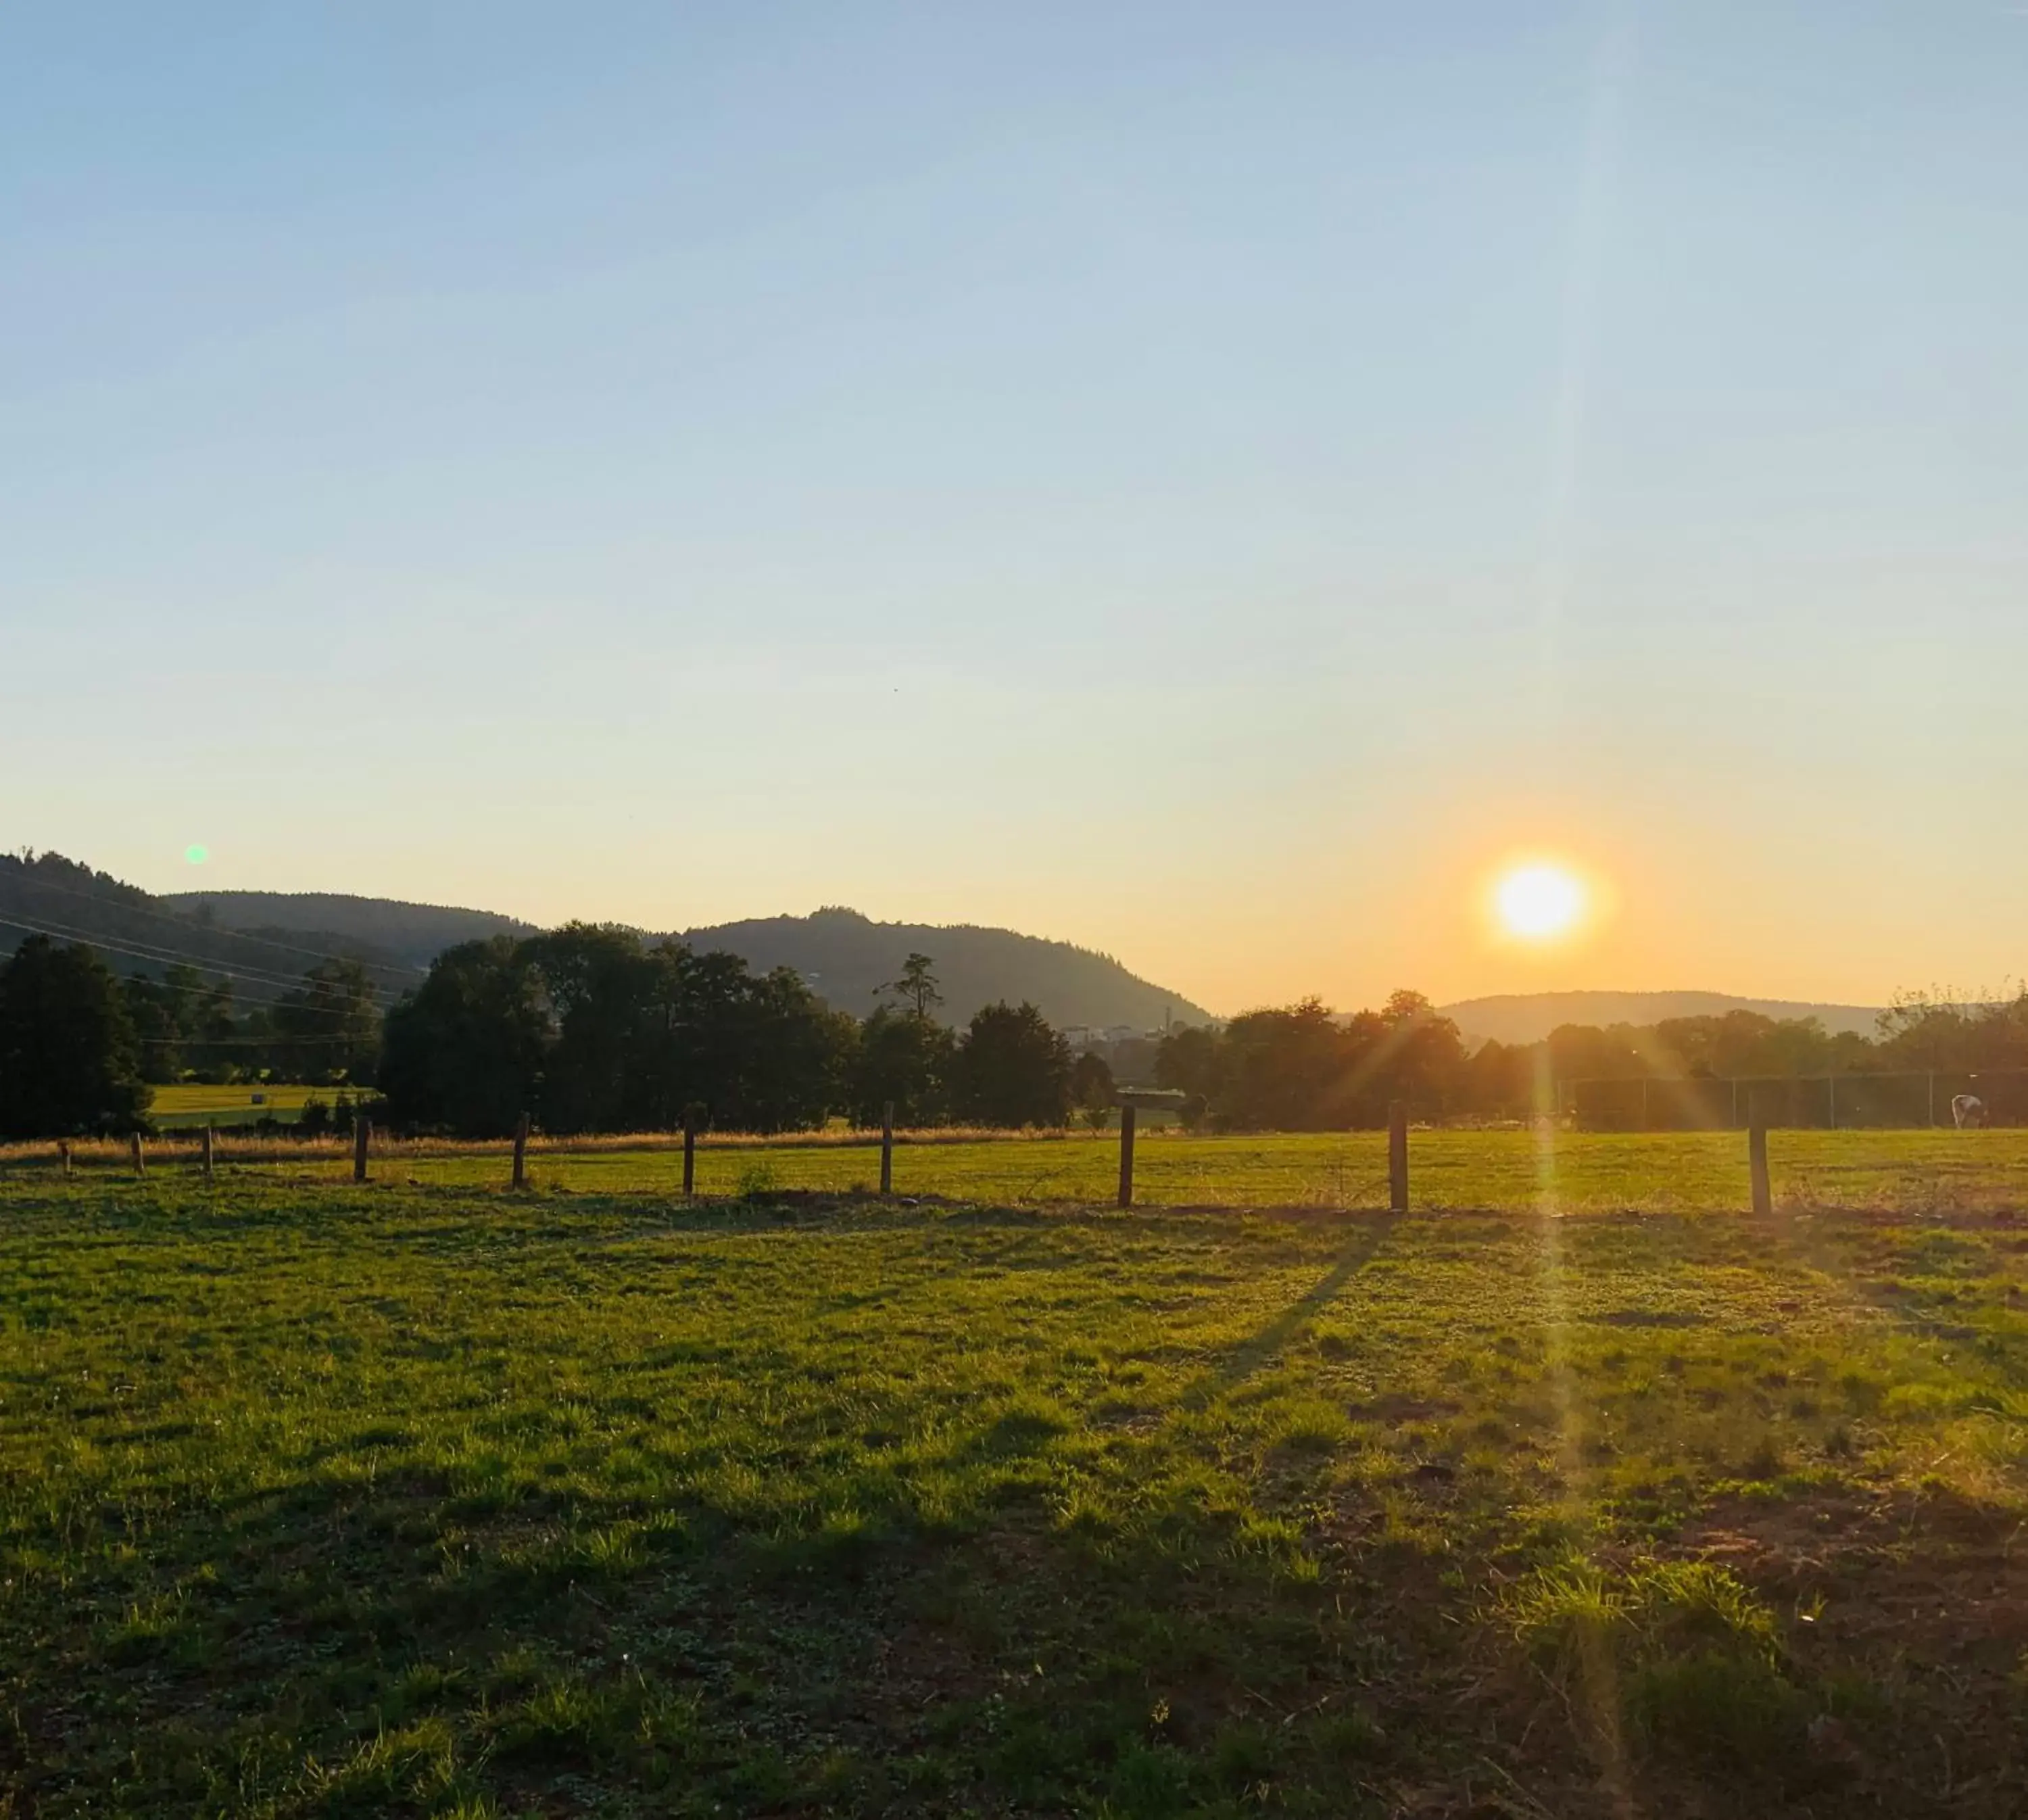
<box><xmin>0</xmin><ymin>869</ymin><xmax>427</xmax><ymax>981</ymax></box>
<box><xmin>0</xmin><ymin>914</ymin><xmax>376</xmax><ymax>1007</ymax></box>
<box><xmin>135</xmin><ymin>1032</ymin><xmax>368</xmax><ymax>1046</ymax></box>
<box><xmin>0</xmin><ymin>909</ymin><xmax>368</xmax><ymax>995</ymax></box>
<box><xmin>0</xmin><ymin>917</ymin><xmax>385</xmax><ymax>1017</ymax></box>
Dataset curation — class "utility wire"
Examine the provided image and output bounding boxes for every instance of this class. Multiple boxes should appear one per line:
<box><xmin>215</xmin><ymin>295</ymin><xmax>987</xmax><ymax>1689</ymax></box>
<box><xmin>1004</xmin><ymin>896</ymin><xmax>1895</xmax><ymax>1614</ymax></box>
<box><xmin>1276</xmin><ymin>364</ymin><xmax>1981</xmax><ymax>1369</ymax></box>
<box><xmin>0</xmin><ymin>870</ymin><xmax>427</xmax><ymax>981</ymax></box>
<box><xmin>0</xmin><ymin>916</ymin><xmax>387</xmax><ymax>1017</ymax></box>
<box><xmin>0</xmin><ymin>909</ymin><xmax>375</xmax><ymax>996</ymax></box>
<box><xmin>135</xmin><ymin>1032</ymin><xmax>368</xmax><ymax>1046</ymax></box>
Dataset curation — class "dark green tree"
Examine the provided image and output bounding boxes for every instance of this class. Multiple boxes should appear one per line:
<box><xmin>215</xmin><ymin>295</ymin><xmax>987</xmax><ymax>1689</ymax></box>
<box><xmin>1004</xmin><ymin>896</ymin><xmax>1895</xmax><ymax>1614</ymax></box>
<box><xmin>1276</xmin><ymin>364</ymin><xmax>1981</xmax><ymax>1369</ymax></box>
<box><xmin>852</xmin><ymin>1005</ymin><xmax>955</xmax><ymax>1127</ymax></box>
<box><xmin>1154</xmin><ymin>1024</ymin><xmax>1223</xmax><ymax>1102</ymax></box>
<box><xmin>0</xmin><ymin>936</ymin><xmax>151</xmax><ymax>1138</ymax></box>
<box><xmin>953</xmin><ymin>1001</ymin><xmax>1072</xmax><ymax>1128</ymax></box>
<box><xmin>1069</xmin><ymin>1049</ymin><xmax>1115</xmax><ymax>1112</ymax></box>
<box><xmin>274</xmin><ymin>957</ymin><xmax>382</xmax><ymax>1084</ymax></box>
<box><xmin>378</xmin><ymin>937</ymin><xmax>549</xmax><ymax>1136</ymax></box>
<box><xmin>881</xmin><ymin>953</ymin><xmax>944</xmax><ymax>1022</ymax></box>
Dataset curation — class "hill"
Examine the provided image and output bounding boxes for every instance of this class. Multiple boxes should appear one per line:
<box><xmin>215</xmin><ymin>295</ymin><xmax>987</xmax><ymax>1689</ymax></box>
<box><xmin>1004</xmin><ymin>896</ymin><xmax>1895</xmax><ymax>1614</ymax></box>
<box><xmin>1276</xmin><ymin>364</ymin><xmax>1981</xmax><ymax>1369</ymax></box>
<box><xmin>166</xmin><ymin>890</ymin><xmax>535</xmax><ymax>972</ymax></box>
<box><xmin>0</xmin><ymin>854</ymin><xmax>423</xmax><ymax>1006</ymax></box>
<box><xmin>160</xmin><ymin>887</ymin><xmax>1214</xmax><ymax>1030</ymax></box>
<box><xmin>1439</xmin><ymin>989</ymin><xmax>1884</xmax><ymax>1048</ymax></box>
<box><xmin>666</xmin><ymin>907</ymin><xmax>1215</xmax><ymax>1030</ymax></box>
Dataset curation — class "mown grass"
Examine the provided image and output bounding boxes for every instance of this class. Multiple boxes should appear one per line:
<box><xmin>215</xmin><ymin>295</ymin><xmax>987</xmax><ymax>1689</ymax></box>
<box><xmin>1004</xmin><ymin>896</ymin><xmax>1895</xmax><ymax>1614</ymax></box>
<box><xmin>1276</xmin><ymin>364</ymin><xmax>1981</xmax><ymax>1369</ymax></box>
<box><xmin>13</xmin><ymin>1126</ymin><xmax>2028</xmax><ymax>1214</ymax></box>
<box><xmin>147</xmin><ymin>1085</ymin><xmax>364</xmax><ymax>1130</ymax></box>
<box><xmin>3</xmin><ymin>1173</ymin><xmax>2027</xmax><ymax>1815</ymax></box>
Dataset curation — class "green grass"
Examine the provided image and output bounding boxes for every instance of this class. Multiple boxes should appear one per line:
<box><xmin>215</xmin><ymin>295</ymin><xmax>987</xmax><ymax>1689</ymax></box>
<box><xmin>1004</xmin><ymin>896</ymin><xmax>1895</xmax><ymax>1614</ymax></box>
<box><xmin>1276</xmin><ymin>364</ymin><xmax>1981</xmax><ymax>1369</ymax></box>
<box><xmin>147</xmin><ymin>1084</ymin><xmax>370</xmax><ymax>1130</ymax></box>
<box><xmin>47</xmin><ymin>1124</ymin><xmax>2028</xmax><ymax>1215</ymax></box>
<box><xmin>3</xmin><ymin>1174</ymin><xmax>2028</xmax><ymax>1816</ymax></box>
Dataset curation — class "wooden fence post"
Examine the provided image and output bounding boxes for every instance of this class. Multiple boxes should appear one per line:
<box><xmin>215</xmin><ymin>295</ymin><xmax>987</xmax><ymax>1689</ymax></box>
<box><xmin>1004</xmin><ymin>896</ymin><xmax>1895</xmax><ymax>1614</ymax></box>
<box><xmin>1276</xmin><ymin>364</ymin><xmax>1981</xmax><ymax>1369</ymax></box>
<box><xmin>1748</xmin><ymin>1092</ymin><xmax>1772</xmax><ymax>1216</ymax></box>
<box><xmin>131</xmin><ymin>1132</ymin><xmax>145</xmax><ymax>1178</ymax></box>
<box><xmin>353</xmin><ymin>1117</ymin><xmax>370</xmax><ymax>1185</ymax></box>
<box><xmin>683</xmin><ymin>1105</ymin><xmax>698</xmax><ymax>1197</ymax></box>
<box><xmin>512</xmin><ymin>1112</ymin><xmax>529</xmax><ymax>1190</ymax></box>
<box><xmin>879</xmin><ymin>1101</ymin><xmax>894</xmax><ymax>1197</ymax></box>
<box><xmin>202</xmin><ymin>1126</ymin><xmax>215</xmax><ymax>1180</ymax></box>
<box><xmin>1117</xmin><ymin>1104</ymin><xmax>1137</xmax><ymax>1209</ymax></box>
<box><xmin>1388</xmin><ymin>1101</ymin><xmax>1409</xmax><ymax>1214</ymax></box>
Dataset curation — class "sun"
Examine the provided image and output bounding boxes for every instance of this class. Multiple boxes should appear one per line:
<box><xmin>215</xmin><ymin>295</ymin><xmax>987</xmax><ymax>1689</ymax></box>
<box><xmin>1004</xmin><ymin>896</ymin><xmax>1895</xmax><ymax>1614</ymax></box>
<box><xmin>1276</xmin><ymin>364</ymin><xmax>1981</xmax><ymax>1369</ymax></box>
<box><xmin>1494</xmin><ymin>863</ymin><xmax>1586</xmax><ymax>941</ymax></box>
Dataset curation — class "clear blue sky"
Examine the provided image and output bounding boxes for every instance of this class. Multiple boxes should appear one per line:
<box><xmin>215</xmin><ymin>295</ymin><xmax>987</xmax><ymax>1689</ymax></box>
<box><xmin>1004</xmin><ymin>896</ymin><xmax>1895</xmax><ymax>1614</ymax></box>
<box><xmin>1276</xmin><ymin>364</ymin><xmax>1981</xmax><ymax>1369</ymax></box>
<box><xmin>4</xmin><ymin>1</ymin><xmax>2023</xmax><ymax>1013</ymax></box>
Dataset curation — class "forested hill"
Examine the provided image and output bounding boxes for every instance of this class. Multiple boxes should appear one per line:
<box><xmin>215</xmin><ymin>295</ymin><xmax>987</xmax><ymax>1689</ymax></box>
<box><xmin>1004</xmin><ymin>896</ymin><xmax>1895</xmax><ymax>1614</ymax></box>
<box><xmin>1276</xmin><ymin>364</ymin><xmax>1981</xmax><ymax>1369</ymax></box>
<box><xmin>666</xmin><ymin>908</ymin><xmax>1215</xmax><ymax>1030</ymax></box>
<box><xmin>0</xmin><ymin>854</ymin><xmax>421</xmax><ymax>997</ymax></box>
<box><xmin>1440</xmin><ymin>990</ymin><xmax>1885</xmax><ymax>1047</ymax></box>
<box><xmin>156</xmin><ymin>884</ymin><xmax>1215</xmax><ymax>1028</ymax></box>
<box><xmin>166</xmin><ymin>890</ymin><xmax>535</xmax><ymax>972</ymax></box>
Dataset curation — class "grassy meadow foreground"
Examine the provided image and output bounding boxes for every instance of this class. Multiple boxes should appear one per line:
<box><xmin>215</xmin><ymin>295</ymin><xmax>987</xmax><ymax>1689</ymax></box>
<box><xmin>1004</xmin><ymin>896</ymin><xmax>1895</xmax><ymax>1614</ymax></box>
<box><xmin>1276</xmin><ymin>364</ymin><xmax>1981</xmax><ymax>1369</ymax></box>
<box><xmin>18</xmin><ymin>1125</ymin><xmax>2028</xmax><ymax>1214</ymax></box>
<box><xmin>3</xmin><ymin>1165</ymin><xmax>2027</xmax><ymax>1816</ymax></box>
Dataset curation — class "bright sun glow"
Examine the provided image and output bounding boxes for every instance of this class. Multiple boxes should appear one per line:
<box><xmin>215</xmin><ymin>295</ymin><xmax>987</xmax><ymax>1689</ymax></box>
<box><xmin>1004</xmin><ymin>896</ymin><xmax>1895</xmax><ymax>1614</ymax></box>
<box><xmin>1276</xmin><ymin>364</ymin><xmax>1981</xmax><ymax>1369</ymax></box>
<box><xmin>1495</xmin><ymin>863</ymin><xmax>1586</xmax><ymax>940</ymax></box>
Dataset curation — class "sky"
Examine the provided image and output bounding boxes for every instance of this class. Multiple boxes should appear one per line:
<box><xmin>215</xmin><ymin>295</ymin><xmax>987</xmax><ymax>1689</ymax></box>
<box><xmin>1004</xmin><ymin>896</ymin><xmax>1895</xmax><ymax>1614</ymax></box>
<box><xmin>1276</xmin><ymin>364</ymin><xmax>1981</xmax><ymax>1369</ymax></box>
<box><xmin>3</xmin><ymin>1</ymin><xmax>2025</xmax><ymax>1017</ymax></box>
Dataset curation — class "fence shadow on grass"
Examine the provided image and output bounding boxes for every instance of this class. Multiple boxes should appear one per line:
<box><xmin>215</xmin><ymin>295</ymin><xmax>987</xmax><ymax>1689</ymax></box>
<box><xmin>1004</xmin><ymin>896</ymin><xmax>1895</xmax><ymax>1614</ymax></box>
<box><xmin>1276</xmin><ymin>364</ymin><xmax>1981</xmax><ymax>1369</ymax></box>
<box><xmin>1180</xmin><ymin>1215</ymin><xmax>1399</xmax><ymax>1408</ymax></box>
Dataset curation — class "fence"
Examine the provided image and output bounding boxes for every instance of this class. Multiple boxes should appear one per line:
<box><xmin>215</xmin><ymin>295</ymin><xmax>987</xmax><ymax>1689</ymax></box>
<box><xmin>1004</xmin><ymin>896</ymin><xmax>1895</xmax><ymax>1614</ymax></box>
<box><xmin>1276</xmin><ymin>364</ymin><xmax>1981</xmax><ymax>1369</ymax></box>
<box><xmin>1570</xmin><ymin>1069</ymin><xmax>2028</xmax><ymax>1132</ymax></box>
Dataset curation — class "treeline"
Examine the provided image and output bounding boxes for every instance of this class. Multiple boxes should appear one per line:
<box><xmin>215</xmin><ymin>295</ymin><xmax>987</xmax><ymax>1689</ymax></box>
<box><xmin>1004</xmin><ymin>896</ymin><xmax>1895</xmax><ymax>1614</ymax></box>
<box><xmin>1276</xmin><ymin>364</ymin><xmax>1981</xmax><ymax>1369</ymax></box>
<box><xmin>1532</xmin><ymin>995</ymin><xmax>2028</xmax><ymax>1089</ymax></box>
<box><xmin>122</xmin><ymin>959</ymin><xmax>381</xmax><ymax>1084</ymax></box>
<box><xmin>0</xmin><ymin>927</ymin><xmax>1106</xmax><ymax>1141</ymax></box>
<box><xmin>1153</xmin><ymin>992</ymin><xmax>1480</xmax><ymax>1129</ymax></box>
<box><xmin>378</xmin><ymin>931</ymin><xmax>1095</xmax><ymax>1136</ymax></box>
<box><xmin>1151</xmin><ymin>994</ymin><xmax>2028</xmax><ymax>1130</ymax></box>
<box><xmin>7</xmin><ymin>917</ymin><xmax>2026</xmax><ymax>1141</ymax></box>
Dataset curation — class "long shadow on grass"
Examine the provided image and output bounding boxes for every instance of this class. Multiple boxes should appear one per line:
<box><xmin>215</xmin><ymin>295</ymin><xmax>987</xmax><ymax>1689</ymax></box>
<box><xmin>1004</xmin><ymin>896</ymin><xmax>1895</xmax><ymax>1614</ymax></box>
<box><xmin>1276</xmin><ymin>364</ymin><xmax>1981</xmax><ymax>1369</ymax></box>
<box><xmin>1764</xmin><ymin>1212</ymin><xmax>2028</xmax><ymax>1388</ymax></box>
<box><xmin>1179</xmin><ymin>1215</ymin><xmax>1398</xmax><ymax>1407</ymax></box>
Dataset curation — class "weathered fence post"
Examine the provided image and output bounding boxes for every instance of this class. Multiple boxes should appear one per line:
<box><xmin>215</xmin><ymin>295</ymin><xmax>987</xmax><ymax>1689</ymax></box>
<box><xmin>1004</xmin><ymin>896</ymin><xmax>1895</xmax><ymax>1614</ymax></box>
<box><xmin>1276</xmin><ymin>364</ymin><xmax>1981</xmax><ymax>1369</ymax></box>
<box><xmin>130</xmin><ymin>1132</ymin><xmax>145</xmax><ymax>1178</ymax></box>
<box><xmin>59</xmin><ymin>1139</ymin><xmax>72</xmax><ymax>1178</ymax></box>
<box><xmin>353</xmin><ymin>1117</ymin><xmax>370</xmax><ymax>1185</ymax></box>
<box><xmin>1117</xmin><ymin>1104</ymin><xmax>1137</xmax><ymax>1209</ymax></box>
<box><xmin>1388</xmin><ymin>1100</ymin><xmax>1409</xmax><ymax>1214</ymax></box>
<box><xmin>512</xmin><ymin>1112</ymin><xmax>529</xmax><ymax>1190</ymax></box>
<box><xmin>682</xmin><ymin>1105</ymin><xmax>699</xmax><ymax>1197</ymax></box>
<box><xmin>1748</xmin><ymin>1092</ymin><xmax>1772</xmax><ymax>1216</ymax></box>
<box><xmin>879</xmin><ymin>1101</ymin><xmax>894</xmax><ymax>1197</ymax></box>
<box><xmin>201</xmin><ymin>1126</ymin><xmax>215</xmax><ymax>1180</ymax></box>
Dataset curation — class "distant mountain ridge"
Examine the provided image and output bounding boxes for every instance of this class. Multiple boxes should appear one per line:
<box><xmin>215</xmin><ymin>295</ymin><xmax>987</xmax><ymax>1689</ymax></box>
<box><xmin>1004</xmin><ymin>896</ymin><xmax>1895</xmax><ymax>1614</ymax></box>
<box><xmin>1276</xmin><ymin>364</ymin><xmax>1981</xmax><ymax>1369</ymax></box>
<box><xmin>164</xmin><ymin>889</ymin><xmax>1215</xmax><ymax>1030</ymax></box>
<box><xmin>16</xmin><ymin>859</ymin><xmax>1891</xmax><ymax>1043</ymax></box>
<box><xmin>168</xmin><ymin>890</ymin><xmax>535</xmax><ymax>972</ymax></box>
<box><xmin>1439</xmin><ymin>990</ymin><xmax>1885</xmax><ymax>1048</ymax></box>
<box><xmin>667</xmin><ymin>907</ymin><xmax>1214</xmax><ymax>1030</ymax></box>
<box><xmin>1</xmin><ymin>855</ymin><xmax>423</xmax><ymax>1005</ymax></box>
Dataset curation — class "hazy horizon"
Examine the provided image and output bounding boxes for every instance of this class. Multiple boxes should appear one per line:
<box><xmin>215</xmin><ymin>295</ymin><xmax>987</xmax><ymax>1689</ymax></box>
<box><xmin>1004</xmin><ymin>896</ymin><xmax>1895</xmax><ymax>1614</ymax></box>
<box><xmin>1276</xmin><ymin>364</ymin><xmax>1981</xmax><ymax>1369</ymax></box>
<box><xmin>7</xmin><ymin>3</ymin><xmax>2023</xmax><ymax>1014</ymax></box>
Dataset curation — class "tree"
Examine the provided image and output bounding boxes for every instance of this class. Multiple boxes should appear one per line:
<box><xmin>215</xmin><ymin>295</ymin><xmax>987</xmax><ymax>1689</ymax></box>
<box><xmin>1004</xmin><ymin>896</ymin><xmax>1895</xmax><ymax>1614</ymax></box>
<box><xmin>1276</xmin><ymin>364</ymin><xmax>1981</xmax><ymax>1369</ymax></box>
<box><xmin>381</xmin><ymin>929</ymin><xmax>856</xmax><ymax>1139</ymax></box>
<box><xmin>1069</xmin><ymin>1049</ymin><xmax>1114</xmax><ymax>1113</ymax></box>
<box><xmin>273</xmin><ymin>958</ymin><xmax>382</xmax><ymax>1085</ymax></box>
<box><xmin>1155</xmin><ymin>1024</ymin><xmax>1223</xmax><ymax>1101</ymax></box>
<box><xmin>953</xmin><ymin>1001</ymin><xmax>1072</xmax><ymax>1128</ymax></box>
<box><xmin>378</xmin><ymin>937</ymin><xmax>549</xmax><ymax>1136</ymax></box>
<box><xmin>0</xmin><ymin>936</ymin><xmax>151</xmax><ymax>1138</ymax></box>
<box><xmin>881</xmin><ymin>953</ymin><xmax>944</xmax><ymax>1022</ymax></box>
<box><xmin>852</xmin><ymin>1005</ymin><xmax>955</xmax><ymax>1127</ymax></box>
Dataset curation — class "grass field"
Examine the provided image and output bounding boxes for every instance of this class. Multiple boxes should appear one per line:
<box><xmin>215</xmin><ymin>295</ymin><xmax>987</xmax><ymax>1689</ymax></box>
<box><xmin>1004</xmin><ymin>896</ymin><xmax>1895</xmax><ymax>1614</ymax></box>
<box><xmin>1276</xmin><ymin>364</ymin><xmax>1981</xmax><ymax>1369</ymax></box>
<box><xmin>3</xmin><ymin>1170</ymin><xmax>2027</xmax><ymax>1816</ymax></box>
<box><xmin>147</xmin><ymin>1085</ymin><xmax>372</xmax><ymax>1130</ymax></box>
<box><xmin>18</xmin><ymin>1126</ymin><xmax>2028</xmax><ymax>1216</ymax></box>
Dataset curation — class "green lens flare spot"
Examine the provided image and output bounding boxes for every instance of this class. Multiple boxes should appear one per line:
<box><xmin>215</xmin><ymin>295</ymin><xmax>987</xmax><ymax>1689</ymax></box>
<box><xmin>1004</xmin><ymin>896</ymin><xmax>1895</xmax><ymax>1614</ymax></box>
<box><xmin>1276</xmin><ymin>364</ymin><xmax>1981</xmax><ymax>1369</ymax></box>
<box><xmin>184</xmin><ymin>844</ymin><xmax>209</xmax><ymax>865</ymax></box>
